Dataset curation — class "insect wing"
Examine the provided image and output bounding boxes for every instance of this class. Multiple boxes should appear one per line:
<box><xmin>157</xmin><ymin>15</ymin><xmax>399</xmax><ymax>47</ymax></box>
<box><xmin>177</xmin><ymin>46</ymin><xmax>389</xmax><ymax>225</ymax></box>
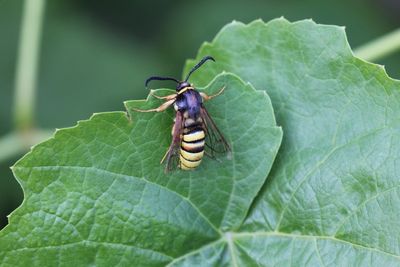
<box><xmin>162</xmin><ymin>111</ymin><xmax>184</xmax><ymax>172</ymax></box>
<box><xmin>200</xmin><ymin>106</ymin><xmax>231</xmax><ymax>157</ymax></box>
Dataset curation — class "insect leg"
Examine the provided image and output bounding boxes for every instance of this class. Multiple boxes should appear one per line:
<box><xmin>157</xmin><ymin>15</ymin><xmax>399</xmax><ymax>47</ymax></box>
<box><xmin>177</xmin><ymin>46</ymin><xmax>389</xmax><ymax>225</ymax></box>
<box><xmin>200</xmin><ymin>86</ymin><xmax>226</xmax><ymax>101</ymax></box>
<box><xmin>150</xmin><ymin>91</ymin><xmax>177</xmax><ymax>100</ymax></box>
<box><xmin>131</xmin><ymin>99</ymin><xmax>175</xmax><ymax>113</ymax></box>
<box><xmin>160</xmin><ymin>147</ymin><xmax>170</xmax><ymax>164</ymax></box>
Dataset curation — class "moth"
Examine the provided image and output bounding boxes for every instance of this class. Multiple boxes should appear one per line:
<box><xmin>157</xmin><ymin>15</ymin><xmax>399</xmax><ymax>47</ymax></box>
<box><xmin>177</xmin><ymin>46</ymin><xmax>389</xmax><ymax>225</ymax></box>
<box><xmin>133</xmin><ymin>56</ymin><xmax>230</xmax><ymax>172</ymax></box>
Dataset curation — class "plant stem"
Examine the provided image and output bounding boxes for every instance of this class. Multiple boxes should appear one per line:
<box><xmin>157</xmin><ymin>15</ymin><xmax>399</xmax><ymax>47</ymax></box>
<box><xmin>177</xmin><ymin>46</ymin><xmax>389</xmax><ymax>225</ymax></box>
<box><xmin>0</xmin><ymin>0</ymin><xmax>47</xmax><ymax>163</ymax></box>
<box><xmin>354</xmin><ymin>28</ymin><xmax>400</xmax><ymax>62</ymax></box>
<box><xmin>13</xmin><ymin>0</ymin><xmax>46</xmax><ymax>131</ymax></box>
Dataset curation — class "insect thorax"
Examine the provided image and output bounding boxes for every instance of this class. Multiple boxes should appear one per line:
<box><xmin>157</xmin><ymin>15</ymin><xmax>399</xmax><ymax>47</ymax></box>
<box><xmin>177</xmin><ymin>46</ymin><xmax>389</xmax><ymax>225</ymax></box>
<box><xmin>175</xmin><ymin>88</ymin><xmax>203</xmax><ymax>119</ymax></box>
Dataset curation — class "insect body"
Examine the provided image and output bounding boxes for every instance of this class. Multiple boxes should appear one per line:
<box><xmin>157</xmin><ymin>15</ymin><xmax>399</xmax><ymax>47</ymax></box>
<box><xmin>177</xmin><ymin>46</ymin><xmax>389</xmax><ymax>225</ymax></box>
<box><xmin>133</xmin><ymin>56</ymin><xmax>230</xmax><ymax>172</ymax></box>
<box><xmin>175</xmin><ymin>88</ymin><xmax>205</xmax><ymax>170</ymax></box>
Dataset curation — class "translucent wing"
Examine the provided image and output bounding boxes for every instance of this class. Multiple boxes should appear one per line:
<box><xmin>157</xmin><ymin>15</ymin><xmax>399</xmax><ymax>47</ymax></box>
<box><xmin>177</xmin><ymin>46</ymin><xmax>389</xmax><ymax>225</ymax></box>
<box><xmin>162</xmin><ymin>111</ymin><xmax>184</xmax><ymax>172</ymax></box>
<box><xmin>200</xmin><ymin>106</ymin><xmax>231</xmax><ymax>158</ymax></box>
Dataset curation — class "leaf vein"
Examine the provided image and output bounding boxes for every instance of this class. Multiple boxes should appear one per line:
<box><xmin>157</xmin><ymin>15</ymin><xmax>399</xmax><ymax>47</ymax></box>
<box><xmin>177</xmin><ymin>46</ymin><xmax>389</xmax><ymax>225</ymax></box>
<box><xmin>333</xmin><ymin>183</ymin><xmax>400</xmax><ymax>235</ymax></box>
<box><xmin>14</xmin><ymin>165</ymin><xmax>222</xmax><ymax>236</ymax></box>
<box><xmin>275</xmin><ymin>124</ymin><xmax>390</xmax><ymax>230</ymax></box>
<box><xmin>234</xmin><ymin>231</ymin><xmax>400</xmax><ymax>260</ymax></box>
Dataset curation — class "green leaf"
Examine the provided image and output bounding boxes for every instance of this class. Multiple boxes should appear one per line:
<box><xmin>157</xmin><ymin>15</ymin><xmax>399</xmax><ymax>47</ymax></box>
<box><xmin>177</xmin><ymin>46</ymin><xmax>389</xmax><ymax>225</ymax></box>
<box><xmin>182</xmin><ymin>18</ymin><xmax>400</xmax><ymax>265</ymax></box>
<box><xmin>0</xmin><ymin>73</ymin><xmax>282</xmax><ymax>266</ymax></box>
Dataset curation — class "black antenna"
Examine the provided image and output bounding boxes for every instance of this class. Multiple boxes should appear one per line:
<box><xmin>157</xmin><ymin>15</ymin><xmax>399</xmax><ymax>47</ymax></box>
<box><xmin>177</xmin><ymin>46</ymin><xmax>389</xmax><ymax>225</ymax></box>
<box><xmin>145</xmin><ymin>76</ymin><xmax>180</xmax><ymax>88</ymax></box>
<box><xmin>184</xmin><ymin>56</ymin><xmax>215</xmax><ymax>82</ymax></box>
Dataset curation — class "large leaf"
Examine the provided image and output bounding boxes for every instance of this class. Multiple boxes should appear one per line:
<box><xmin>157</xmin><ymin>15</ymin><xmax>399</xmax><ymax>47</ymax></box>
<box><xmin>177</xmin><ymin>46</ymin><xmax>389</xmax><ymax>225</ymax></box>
<box><xmin>182</xmin><ymin>18</ymin><xmax>400</xmax><ymax>265</ymax></box>
<box><xmin>0</xmin><ymin>73</ymin><xmax>282</xmax><ymax>266</ymax></box>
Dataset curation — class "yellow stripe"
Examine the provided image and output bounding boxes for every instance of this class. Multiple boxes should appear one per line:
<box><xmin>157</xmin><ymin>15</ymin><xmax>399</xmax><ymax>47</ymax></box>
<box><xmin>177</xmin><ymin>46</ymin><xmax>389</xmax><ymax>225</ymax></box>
<box><xmin>183</xmin><ymin>131</ymin><xmax>205</xmax><ymax>142</ymax></box>
<box><xmin>177</xmin><ymin>86</ymin><xmax>194</xmax><ymax>95</ymax></box>
<box><xmin>182</xmin><ymin>140</ymin><xmax>205</xmax><ymax>150</ymax></box>
<box><xmin>180</xmin><ymin>162</ymin><xmax>196</xmax><ymax>170</ymax></box>
<box><xmin>180</xmin><ymin>155</ymin><xmax>202</xmax><ymax>168</ymax></box>
<box><xmin>181</xmin><ymin>149</ymin><xmax>204</xmax><ymax>161</ymax></box>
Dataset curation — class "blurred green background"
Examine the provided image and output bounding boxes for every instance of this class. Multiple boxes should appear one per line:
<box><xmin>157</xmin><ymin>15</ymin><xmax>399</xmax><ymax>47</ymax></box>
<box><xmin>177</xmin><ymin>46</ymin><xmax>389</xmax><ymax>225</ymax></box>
<box><xmin>1</xmin><ymin>0</ymin><xmax>399</xmax><ymax>229</ymax></box>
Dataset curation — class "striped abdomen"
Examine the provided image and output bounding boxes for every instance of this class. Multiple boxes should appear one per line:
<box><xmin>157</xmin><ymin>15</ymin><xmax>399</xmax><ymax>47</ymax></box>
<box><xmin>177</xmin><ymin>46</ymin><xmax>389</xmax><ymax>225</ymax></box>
<box><xmin>179</xmin><ymin>118</ymin><xmax>205</xmax><ymax>170</ymax></box>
